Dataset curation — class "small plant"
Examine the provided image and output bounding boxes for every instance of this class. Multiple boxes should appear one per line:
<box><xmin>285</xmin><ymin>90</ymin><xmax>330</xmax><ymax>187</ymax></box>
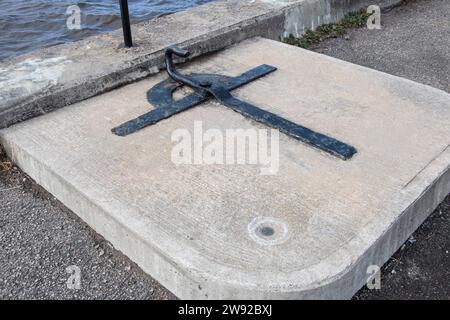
<box><xmin>283</xmin><ymin>9</ymin><xmax>371</xmax><ymax>48</ymax></box>
<box><xmin>284</xmin><ymin>34</ymin><xmax>311</xmax><ymax>49</ymax></box>
<box><xmin>341</xmin><ymin>10</ymin><xmax>372</xmax><ymax>28</ymax></box>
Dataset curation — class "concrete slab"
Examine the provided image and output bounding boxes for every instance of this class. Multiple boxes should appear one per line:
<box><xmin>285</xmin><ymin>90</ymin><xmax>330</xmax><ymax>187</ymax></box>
<box><xmin>1</xmin><ymin>38</ymin><xmax>450</xmax><ymax>299</ymax></box>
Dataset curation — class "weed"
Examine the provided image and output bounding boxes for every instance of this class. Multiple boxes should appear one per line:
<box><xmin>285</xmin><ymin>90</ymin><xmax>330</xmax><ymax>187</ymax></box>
<box><xmin>283</xmin><ymin>9</ymin><xmax>372</xmax><ymax>48</ymax></box>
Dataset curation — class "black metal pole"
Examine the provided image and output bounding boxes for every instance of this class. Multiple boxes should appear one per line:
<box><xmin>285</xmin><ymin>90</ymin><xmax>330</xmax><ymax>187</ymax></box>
<box><xmin>119</xmin><ymin>0</ymin><xmax>133</xmax><ymax>47</ymax></box>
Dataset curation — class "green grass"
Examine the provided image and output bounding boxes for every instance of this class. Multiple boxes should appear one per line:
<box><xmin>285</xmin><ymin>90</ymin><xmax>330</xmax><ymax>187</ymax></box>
<box><xmin>283</xmin><ymin>9</ymin><xmax>372</xmax><ymax>49</ymax></box>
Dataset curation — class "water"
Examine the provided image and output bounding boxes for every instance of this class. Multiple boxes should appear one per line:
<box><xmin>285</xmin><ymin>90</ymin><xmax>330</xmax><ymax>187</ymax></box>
<box><xmin>0</xmin><ymin>0</ymin><xmax>215</xmax><ymax>61</ymax></box>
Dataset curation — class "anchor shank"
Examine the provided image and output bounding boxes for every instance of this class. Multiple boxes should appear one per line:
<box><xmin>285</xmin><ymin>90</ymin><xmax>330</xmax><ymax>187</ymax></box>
<box><xmin>206</xmin><ymin>85</ymin><xmax>357</xmax><ymax>160</ymax></box>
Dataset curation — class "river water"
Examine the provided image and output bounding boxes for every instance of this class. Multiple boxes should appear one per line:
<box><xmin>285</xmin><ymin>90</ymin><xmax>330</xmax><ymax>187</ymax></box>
<box><xmin>0</xmin><ymin>0</ymin><xmax>214</xmax><ymax>60</ymax></box>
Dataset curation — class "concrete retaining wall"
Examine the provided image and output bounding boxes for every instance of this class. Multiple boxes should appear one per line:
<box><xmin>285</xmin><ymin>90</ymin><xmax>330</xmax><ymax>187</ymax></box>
<box><xmin>0</xmin><ymin>0</ymin><xmax>401</xmax><ymax>129</ymax></box>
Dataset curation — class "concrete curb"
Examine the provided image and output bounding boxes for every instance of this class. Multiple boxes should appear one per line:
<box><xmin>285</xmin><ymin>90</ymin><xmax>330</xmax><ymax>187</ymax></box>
<box><xmin>0</xmin><ymin>0</ymin><xmax>401</xmax><ymax>129</ymax></box>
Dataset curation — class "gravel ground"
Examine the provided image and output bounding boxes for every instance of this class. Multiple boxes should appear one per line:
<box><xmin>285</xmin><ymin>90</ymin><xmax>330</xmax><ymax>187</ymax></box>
<box><xmin>309</xmin><ymin>0</ymin><xmax>449</xmax><ymax>92</ymax></box>
<box><xmin>1</xmin><ymin>0</ymin><xmax>449</xmax><ymax>300</ymax></box>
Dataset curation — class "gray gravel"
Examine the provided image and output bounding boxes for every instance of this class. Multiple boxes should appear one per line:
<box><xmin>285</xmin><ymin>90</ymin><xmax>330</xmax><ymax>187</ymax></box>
<box><xmin>310</xmin><ymin>0</ymin><xmax>449</xmax><ymax>92</ymax></box>
<box><xmin>1</xmin><ymin>0</ymin><xmax>449</xmax><ymax>300</ymax></box>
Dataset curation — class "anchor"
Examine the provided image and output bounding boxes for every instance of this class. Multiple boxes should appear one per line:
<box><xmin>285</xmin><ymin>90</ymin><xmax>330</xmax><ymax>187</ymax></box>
<box><xmin>112</xmin><ymin>47</ymin><xmax>357</xmax><ymax>160</ymax></box>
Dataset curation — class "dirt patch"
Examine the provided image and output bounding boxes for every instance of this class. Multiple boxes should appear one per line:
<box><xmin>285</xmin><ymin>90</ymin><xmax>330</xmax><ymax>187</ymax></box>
<box><xmin>0</xmin><ymin>146</ymin><xmax>12</xmax><ymax>173</ymax></box>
